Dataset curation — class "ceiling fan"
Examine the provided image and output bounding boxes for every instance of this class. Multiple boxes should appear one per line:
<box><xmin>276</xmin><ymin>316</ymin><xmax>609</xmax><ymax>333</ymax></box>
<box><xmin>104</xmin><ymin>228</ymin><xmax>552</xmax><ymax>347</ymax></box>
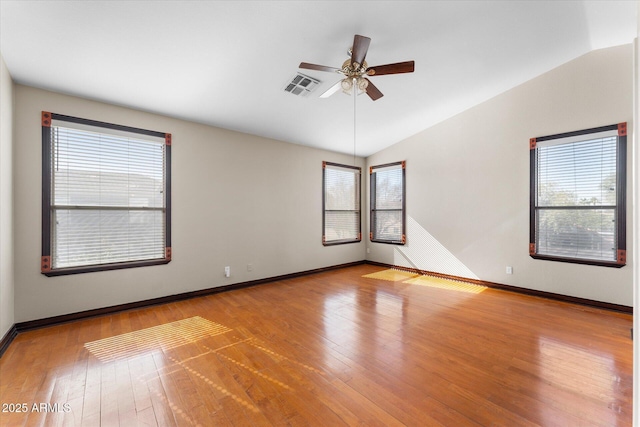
<box><xmin>299</xmin><ymin>34</ymin><xmax>415</xmax><ymax>101</ymax></box>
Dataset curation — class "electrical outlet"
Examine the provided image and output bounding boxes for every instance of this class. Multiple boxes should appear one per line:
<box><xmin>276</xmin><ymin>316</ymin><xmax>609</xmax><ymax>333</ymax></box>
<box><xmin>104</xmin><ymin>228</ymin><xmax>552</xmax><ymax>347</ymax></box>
<box><xmin>247</xmin><ymin>263</ymin><xmax>253</xmax><ymax>272</ymax></box>
<box><xmin>224</xmin><ymin>266</ymin><xmax>230</xmax><ymax>277</ymax></box>
<box><xmin>506</xmin><ymin>266</ymin><xmax>513</xmax><ymax>275</ymax></box>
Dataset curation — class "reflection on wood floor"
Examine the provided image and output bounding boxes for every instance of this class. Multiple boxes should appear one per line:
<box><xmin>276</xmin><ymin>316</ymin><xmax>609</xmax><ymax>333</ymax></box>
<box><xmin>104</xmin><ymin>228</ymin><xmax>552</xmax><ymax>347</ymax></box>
<box><xmin>0</xmin><ymin>265</ymin><xmax>633</xmax><ymax>426</ymax></box>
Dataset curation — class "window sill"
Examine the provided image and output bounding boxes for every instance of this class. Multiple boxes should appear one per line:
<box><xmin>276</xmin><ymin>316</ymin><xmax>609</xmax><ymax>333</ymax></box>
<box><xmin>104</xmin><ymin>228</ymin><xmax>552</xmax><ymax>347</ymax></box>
<box><xmin>42</xmin><ymin>258</ymin><xmax>171</xmax><ymax>276</ymax></box>
<box><xmin>370</xmin><ymin>239</ymin><xmax>405</xmax><ymax>245</ymax></box>
<box><xmin>323</xmin><ymin>238</ymin><xmax>362</xmax><ymax>246</ymax></box>
<box><xmin>530</xmin><ymin>254</ymin><xmax>624</xmax><ymax>268</ymax></box>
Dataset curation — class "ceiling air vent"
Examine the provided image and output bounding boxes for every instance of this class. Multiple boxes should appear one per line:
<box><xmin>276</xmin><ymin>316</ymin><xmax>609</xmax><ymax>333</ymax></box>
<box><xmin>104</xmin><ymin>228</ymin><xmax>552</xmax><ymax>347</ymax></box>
<box><xmin>284</xmin><ymin>73</ymin><xmax>321</xmax><ymax>97</ymax></box>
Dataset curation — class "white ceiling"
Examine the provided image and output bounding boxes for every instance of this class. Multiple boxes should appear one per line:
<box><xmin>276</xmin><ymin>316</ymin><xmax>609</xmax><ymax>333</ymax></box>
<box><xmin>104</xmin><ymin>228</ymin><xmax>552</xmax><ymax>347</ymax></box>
<box><xmin>0</xmin><ymin>1</ymin><xmax>637</xmax><ymax>157</ymax></box>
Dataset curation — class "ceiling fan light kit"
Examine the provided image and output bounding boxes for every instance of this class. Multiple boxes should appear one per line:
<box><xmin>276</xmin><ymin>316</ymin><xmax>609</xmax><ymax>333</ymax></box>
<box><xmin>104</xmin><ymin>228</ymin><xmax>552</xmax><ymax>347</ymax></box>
<box><xmin>298</xmin><ymin>34</ymin><xmax>416</xmax><ymax>161</ymax></box>
<box><xmin>299</xmin><ymin>34</ymin><xmax>415</xmax><ymax>101</ymax></box>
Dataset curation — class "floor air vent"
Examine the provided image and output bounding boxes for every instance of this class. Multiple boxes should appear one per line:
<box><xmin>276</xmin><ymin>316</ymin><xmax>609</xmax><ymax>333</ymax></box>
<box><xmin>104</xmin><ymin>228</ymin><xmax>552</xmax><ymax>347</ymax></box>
<box><xmin>284</xmin><ymin>73</ymin><xmax>320</xmax><ymax>97</ymax></box>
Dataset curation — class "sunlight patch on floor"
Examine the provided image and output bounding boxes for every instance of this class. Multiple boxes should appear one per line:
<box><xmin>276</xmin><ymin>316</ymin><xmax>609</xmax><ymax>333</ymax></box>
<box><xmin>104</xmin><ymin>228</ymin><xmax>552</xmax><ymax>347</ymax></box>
<box><xmin>403</xmin><ymin>275</ymin><xmax>487</xmax><ymax>294</ymax></box>
<box><xmin>364</xmin><ymin>269</ymin><xmax>486</xmax><ymax>294</ymax></box>
<box><xmin>84</xmin><ymin>316</ymin><xmax>232</xmax><ymax>362</ymax></box>
<box><xmin>362</xmin><ymin>269</ymin><xmax>419</xmax><ymax>282</ymax></box>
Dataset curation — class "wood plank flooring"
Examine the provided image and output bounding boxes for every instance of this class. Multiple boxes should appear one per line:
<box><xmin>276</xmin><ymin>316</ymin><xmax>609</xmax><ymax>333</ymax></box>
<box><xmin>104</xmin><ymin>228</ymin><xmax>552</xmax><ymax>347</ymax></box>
<box><xmin>0</xmin><ymin>265</ymin><xmax>633</xmax><ymax>426</ymax></box>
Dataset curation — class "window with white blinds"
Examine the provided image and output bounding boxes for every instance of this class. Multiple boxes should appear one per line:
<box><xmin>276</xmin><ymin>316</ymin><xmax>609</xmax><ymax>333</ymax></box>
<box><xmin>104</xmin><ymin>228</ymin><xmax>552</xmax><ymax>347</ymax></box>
<box><xmin>41</xmin><ymin>112</ymin><xmax>171</xmax><ymax>275</ymax></box>
<box><xmin>530</xmin><ymin>124</ymin><xmax>626</xmax><ymax>267</ymax></box>
<box><xmin>323</xmin><ymin>162</ymin><xmax>361</xmax><ymax>245</ymax></box>
<box><xmin>370</xmin><ymin>161</ymin><xmax>405</xmax><ymax>244</ymax></box>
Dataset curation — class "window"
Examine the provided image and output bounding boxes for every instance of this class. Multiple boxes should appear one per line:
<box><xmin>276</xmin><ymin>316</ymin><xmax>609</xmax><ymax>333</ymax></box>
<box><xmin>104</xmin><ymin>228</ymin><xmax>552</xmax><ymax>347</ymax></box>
<box><xmin>530</xmin><ymin>123</ymin><xmax>626</xmax><ymax>267</ymax></box>
<box><xmin>322</xmin><ymin>162</ymin><xmax>361</xmax><ymax>245</ymax></box>
<box><xmin>370</xmin><ymin>161</ymin><xmax>405</xmax><ymax>244</ymax></box>
<box><xmin>41</xmin><ymin>112</ymin><xmax>171</xmax><ymax>276</ymax></box>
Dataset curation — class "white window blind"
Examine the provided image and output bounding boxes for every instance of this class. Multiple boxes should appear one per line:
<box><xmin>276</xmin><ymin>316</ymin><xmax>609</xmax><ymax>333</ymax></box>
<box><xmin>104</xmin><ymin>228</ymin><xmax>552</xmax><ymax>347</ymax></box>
<box><xmin>323</xmin><ymin>162</ymin><xmax>361</xmax><ymax>244</ymax></box>
<box><xmin>48</xmin><ymin>119</ymin><xmax>167</xmax><ymax>270</ymax></box>
<box><xmin>534</xmin><ymin>129</ymin><xmax>621</xmax><ymax>263</ymax></box>
<box><xmin>371</xmin><ymin>162</ymin><xmax>405</xmax><ymax>244</ymax></box>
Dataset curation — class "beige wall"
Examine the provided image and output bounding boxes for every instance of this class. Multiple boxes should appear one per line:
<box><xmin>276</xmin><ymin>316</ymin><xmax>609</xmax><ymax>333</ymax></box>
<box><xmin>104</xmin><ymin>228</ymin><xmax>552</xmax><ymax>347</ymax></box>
<box><xmin>0</xmin><ymin>53</ymin><xmax>15</xmax><ymax>339</ymax></box>
<box><xmin>12</xmin><ymin>85</ymin><xmax>365</xmax><ymax>322</ymax></box>
<box><xmin>366</xmin><ymin>44</ymin><xmax>634</xmax><ymax>306</ymax></box>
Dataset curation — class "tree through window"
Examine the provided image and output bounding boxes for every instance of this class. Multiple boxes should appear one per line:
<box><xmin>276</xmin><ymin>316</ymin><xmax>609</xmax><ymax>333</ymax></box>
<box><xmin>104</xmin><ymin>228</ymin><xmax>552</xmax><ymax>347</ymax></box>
<box><xmin>530</xmin><ymin>123</ymin><xmax>626</xmax><ymax>267</ymax></box>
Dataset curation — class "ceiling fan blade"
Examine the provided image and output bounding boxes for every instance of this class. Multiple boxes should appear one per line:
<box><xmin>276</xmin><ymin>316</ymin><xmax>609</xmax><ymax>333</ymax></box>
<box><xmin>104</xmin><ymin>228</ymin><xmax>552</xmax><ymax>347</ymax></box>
<box><xmin>319</xmin><ymin>80</ymin><xmax>343</xmax><ymax>98</ymax></box>
<box><xmin>367</xmin><ymin>61</ymin><xmax>415</xmax><ymax>76</ymax></box>
<box><xmin>299</xmin><ymin>62</ymin><xmax>340</xmax><ymax>73</ymax></box>
<box><xmin>364</xmin><ymin>79</ymin><xmax>383</xmax><ymax>101</ymax></box>
<box><xmin>351</xmin><ymin>35</ymin><xmax>371</xmax><ymax>67</ymax></box>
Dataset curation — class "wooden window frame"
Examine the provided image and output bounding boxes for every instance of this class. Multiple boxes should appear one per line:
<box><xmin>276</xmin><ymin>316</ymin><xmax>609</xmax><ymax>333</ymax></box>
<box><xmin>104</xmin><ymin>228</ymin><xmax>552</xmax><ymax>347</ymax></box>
<box><xmin>322</xmin><ymin>161</ymin><xmax>362</xmax><ymax>246</ymax></box>
<box><xmin>41</xmin><ymin>112</ymin><xmax>172</xmax><ymax>276</ymax></box>
<box><xmin>529</xmin><ymin>123</ymin><xmax>626</xmax><ymax>268</ymax></box>
<box><xmin>370</xmin><ymin>161</ymin><xmax>406</xmax><ymax>245</ymax></box>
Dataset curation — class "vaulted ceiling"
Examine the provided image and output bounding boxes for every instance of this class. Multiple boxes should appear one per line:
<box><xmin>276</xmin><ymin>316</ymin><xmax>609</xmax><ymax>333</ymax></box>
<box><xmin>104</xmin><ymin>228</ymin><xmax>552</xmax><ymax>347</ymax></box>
<box><xmin>0</xmin><ymin>1</ymin><xmax>636</xmax><ymax>156</ymax></box>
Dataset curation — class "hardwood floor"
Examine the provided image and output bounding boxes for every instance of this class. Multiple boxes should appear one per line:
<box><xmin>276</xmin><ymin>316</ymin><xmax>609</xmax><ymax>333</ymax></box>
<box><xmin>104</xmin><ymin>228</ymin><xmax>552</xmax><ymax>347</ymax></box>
<box><xmin>0</xmin><ymin>265</ymin><xmax>633</xmax><ymax>426</ymax></box>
